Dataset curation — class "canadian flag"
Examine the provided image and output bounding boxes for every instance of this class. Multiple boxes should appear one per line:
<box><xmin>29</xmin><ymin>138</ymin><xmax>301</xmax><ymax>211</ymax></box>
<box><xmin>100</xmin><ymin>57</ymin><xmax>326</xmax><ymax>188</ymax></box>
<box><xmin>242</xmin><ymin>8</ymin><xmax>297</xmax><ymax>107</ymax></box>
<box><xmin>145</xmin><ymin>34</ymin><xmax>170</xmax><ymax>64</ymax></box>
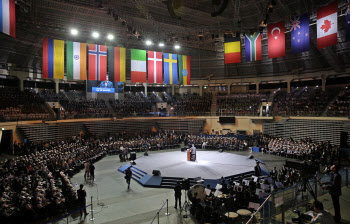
<box><xmin>317</xmin><ymin>1</ymin><xmax>338</xmax><ymax>49</ymax></box>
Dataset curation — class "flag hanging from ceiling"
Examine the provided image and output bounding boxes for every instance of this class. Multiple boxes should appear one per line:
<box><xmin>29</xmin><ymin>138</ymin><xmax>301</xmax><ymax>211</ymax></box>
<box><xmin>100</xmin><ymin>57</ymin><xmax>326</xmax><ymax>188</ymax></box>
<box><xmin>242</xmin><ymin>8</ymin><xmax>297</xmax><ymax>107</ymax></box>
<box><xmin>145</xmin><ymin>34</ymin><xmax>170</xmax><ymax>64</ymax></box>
<box><xmin>66</xmin><ymin>41</ymin><xmax>87</xmax><ymax>80</ymax></box>
<box><xmin>346</xmin><ymin>0</ymin><xmax>350</xmax><ymax>42</ymax></box>
<box><xmin>317</xmin><ymin>1</ymin><xmax>338</xmax><ymax>49</ymax></box>
<box><xmin>164</xmin><ymin>53</ymin><xmax>178</xmax><ymax>84</ymax></box>
<box><xmin>108</xmin><ymin>47</ymin><xmax>126</xmax><ymax>82</ymax></box>
<box><xmin>268</xmin><ymin>21</ymin><xmax>285</xmax><ymax>59</ymax></box>
<box><xmin>148</xmin><ymin>51</ymin><xmax>162</xmax><ymax>84</ymax></box>
<box><xmin>178</xmin><ymin>55</ymin><xmax>191</xmax><ymax>85</ymax></box>
<box><xmin>131</xmin><ymin>49</ymin><xmax>146</xmax><ymax>83</ymax></box>
<box><xmin>290</xmin><ymin>14</ymin><xmax>310</xmax><ymax>54</ymax></box>
<box><xmin>88</xmin><ymin>44</ymin><xmax>107</xmax><ymax>81</ymax></box>
<box><xmin>244</xmin><ymin>32</ymin><xmax>262</xmax><ymax>62</ymax></box>
<box><xmin>224</xmin><ymin>36</ymin><xmax>241</xmax><ymax>64</ymax></box>
<box><xmin>0</xmin><ymin>0</ymin><xmax>15</xmax><ymax>37</ymax></box>
<box><xmin>42</xmin><ymin>39</ymin><xmax>65</xmax><ymax>79</ymax></box>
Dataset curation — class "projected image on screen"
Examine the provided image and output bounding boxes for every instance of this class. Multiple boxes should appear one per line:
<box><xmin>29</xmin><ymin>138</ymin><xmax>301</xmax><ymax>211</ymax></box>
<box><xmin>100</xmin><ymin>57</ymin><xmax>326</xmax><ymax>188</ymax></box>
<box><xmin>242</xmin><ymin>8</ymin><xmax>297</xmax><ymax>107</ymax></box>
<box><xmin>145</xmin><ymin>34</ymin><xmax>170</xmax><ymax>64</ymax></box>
<box><xmin>87</xmin><ymin>79</ymin><xmax>115</xmax><ymax>93</ymax></box>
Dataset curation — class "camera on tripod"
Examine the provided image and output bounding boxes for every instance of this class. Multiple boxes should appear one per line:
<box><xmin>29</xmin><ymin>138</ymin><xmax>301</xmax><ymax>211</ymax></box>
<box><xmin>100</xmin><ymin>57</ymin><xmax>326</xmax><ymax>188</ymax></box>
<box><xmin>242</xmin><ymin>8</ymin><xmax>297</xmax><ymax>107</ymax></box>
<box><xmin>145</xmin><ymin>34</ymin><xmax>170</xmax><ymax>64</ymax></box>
<box><xmin>284</xmin><ymin>160</ymin><xmax>319</xmax><ymax>180</ymax></box>
<box><xmin>182</xmin><ymin>178</ymin><xmax>190</xmax><ymax>190</ymax></box>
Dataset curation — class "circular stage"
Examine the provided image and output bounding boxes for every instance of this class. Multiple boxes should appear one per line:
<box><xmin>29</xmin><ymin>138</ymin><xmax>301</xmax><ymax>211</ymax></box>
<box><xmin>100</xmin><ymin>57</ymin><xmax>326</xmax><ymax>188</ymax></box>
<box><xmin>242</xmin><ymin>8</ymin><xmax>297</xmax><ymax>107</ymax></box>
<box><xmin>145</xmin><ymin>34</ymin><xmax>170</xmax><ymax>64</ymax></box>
<box><xmin>135</xmin><ymin>151</ymin><xmax>256</xmax><ymax>179</ymax></box>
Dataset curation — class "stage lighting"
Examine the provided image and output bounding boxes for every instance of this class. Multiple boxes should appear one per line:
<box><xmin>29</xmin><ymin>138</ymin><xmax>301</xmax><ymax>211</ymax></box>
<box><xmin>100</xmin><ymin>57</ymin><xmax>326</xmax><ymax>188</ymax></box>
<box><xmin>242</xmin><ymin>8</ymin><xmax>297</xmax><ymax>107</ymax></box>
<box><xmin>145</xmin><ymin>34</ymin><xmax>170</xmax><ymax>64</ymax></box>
<box><xmin>159</xmin><ymin>42</ymin><xmax>164</xmax><ymax>47</ymax></box>
<box><xmin>174</xmin><ymin>44</ymin><xmax>180</xmax><ymax>49</ymax></box>
<box><xmin>145</xmin><ymin>40</ymin><xmax>153</xmax><ymax>45</ymax></box>
<box><xmin>70</xmin><ymin>28</ymin><xmax>78</xmax><ymax>36</ymax></box>
<box><xmin>92</xmin><ymin>32</ymin><xmax>100</xmax><ymax>38</ymax></box>
<box><xmin>107</xmin><ymin>34</ymin><xmax>114</xmax><ymax>40</ymax></box>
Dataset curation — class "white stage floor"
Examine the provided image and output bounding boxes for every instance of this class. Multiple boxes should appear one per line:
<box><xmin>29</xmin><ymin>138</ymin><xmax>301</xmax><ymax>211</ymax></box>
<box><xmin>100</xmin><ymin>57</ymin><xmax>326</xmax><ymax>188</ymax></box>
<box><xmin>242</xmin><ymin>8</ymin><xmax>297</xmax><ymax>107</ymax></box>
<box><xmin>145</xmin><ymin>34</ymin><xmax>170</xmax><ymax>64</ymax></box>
<box><xmin>134</xmin><ymin>151</ymin><xmax>256</xmax><ymax>179</ymax></box>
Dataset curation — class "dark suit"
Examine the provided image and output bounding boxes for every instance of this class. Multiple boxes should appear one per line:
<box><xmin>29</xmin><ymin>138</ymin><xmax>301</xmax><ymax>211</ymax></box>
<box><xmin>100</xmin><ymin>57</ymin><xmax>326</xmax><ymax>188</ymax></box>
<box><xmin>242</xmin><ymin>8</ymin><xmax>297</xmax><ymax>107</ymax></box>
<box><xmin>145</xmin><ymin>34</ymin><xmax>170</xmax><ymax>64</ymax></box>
<box><xmin>329</xmin><ymin>172</ymin><xmax>342</xmax><ymax>222</ymax></box>
<box><xmin>174</xmin><ymin>183</ymin><xmax>182</xmax><ymax>209</ymax></box>
<box><xmin>100</xmin><ymin>81</ymin><xmax>113</xmax><ymax>88</ymax></box>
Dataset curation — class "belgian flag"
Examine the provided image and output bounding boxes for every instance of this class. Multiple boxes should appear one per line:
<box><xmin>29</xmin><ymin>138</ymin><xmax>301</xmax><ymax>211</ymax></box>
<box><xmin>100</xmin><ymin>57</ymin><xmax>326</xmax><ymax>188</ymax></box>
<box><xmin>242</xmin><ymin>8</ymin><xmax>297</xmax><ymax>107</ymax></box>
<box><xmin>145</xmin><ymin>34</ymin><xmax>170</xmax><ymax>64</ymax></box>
<box><xmin>224</xmin><ymin>35</ymin><xmax>241</xmax><ymax>64</ymax></box>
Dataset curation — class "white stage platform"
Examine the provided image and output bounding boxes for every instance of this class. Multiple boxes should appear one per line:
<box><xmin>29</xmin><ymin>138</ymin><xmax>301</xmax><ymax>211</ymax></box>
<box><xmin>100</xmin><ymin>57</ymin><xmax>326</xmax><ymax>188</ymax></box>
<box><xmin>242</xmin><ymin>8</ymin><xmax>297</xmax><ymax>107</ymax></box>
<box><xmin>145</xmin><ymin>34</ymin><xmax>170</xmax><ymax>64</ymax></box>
<box><xmin>134</xmin><ymin>151</ymin><xmax>256</xmax><ymax>179</ymax></box>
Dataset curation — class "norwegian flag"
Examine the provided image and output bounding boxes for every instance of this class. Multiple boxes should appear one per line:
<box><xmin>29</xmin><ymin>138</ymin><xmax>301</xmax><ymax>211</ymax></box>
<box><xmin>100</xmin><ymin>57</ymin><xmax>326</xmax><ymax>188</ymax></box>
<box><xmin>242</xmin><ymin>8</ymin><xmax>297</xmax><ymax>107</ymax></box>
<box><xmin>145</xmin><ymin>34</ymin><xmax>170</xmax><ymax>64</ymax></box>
<box><xmin>346</xmin><ymin>0</ymin><xmax>350</xmax><ymax>41</ymax></box>
<box><xmin>88</xmin><ymin>44</ymin><xmax>107</xmax><ymax>81</ymax></box>
<box><xmin>148</xmin><ymin>51</ymin><xmax>163</xmax><ymax>84</ymax></box>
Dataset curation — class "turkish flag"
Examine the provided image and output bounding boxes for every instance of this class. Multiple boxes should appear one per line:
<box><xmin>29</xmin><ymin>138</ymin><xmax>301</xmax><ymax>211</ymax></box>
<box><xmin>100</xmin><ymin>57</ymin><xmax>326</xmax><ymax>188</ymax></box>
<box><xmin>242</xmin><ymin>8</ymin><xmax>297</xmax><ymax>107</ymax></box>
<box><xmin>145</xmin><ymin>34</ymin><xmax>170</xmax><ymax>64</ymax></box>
<box><xmin>317</xmin><ymin>1</ymin><xmax>338</xmax><ymax>49</ymax></box>
<box><xmin>268</xmin><ymin>21</ymin><xmax>285</xmax><ymax>59</ymax></box>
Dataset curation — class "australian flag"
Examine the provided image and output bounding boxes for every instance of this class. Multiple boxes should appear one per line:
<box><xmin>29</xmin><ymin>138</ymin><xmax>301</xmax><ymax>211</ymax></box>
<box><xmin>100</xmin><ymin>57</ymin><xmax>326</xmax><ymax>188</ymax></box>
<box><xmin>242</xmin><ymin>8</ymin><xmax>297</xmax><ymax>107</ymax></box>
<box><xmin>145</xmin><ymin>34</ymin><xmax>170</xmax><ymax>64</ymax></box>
<box><xmin>346</xmin><ymin>0</ymin><xmax>350</xmax><ymax>42</ymax></box>
<box><xmin>291</xmin><ymin>13</ymin><xmax>310</xmax><ymax>54</ymax></box>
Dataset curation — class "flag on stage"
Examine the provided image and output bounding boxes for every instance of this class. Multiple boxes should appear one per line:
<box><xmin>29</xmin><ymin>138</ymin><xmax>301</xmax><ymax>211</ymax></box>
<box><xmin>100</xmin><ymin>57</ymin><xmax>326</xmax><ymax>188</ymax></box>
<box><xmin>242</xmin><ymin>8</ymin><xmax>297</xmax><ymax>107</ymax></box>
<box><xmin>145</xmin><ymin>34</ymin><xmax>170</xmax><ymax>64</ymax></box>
<box><xmin>164</xmin><ymin>53</ymin><xmax>178</xmax><ymax>84</ymax></box>
<box><xmin>268</xmin><ymin>21</ymin><xmax>285</xmax><ymax>59</ymax></box>
<box><xmin>66</xmin><ymin>41</ymin><xmax>87</xmax><ymax>80</ymax></box>
<box><xmin>178</xmin><ymin>55</ymin><xmax>191</xmax><ymax>85</ymax></box>
<box><xmin>346</xmin><ymin>0</ymin><xmax>350</xmax><ymax>42</ymax></box>
<box><xmin>131</xmin><ymin>49</ymin><xmax>146</xmax><ymax>83</ymax></box>
<box><xmin>244</xmin><ymin>32</ymin><xmax>262</xmax><ymax>62</ymax></box>
<box><xmin>108</xmin><ymin>46</ymin><xmax>126</xmax><ymax>82</ymax></box>
<box><xmin>0</xmin><ymin>0</ymin><xmax>15</xmax><ymax>37</ymax></box>
<box><xmin>317</xmin><ymin>1</ymin><xmax>338</xmax><ymax>49</ymax></box>
<box><xmin>224</xmin><ymin>36</ymin><xmax>241</xmax><ymax>64</ymax></box>
<box><xmin>88</xmin><ymin>44</ymin><xmax>107</xmax><ymax>81</ymax></box>
<box><xmin>290</xmin><ymin>14</ymin><xmax>310</xmax><ymax>54</ymax></box>
<box><xmin>42</xmin><ymin>38</ymin><xmax>64</xmax><ymax>79</ymax></box>
<box><xmin>148</xmin><ymin>51</ymin><xmax>162</xmax><ymax>84</ymax></box>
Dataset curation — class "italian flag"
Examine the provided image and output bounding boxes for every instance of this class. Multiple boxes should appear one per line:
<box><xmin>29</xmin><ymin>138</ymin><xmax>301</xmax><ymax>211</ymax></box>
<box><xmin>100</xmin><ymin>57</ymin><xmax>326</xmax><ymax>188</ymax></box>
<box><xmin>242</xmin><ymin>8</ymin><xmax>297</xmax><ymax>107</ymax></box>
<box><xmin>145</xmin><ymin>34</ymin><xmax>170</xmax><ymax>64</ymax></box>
<box><xmin>131</xmin><ymin>49</ymin><xmax>146</xmax><ymax>83</ymax></box>
<box><xmin>66</xmin><ymin>41</ymin><xmax>87</xmax><ymax>80</ymax></box>
<box><xmin>178</xmin><ymin>55</ymin><xmax>191</xmax><ymax>85</ymax></box>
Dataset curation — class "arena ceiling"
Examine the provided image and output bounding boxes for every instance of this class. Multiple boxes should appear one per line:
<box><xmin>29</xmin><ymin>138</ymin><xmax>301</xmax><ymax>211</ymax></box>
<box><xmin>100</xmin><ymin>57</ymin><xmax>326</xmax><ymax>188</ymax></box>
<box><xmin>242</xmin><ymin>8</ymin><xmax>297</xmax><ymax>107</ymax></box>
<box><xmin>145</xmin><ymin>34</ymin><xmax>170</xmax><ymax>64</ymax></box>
<box><xmin>1</xmin><ymin>0</ymin><xmax>350</xmax><ymax>80</ymax></box>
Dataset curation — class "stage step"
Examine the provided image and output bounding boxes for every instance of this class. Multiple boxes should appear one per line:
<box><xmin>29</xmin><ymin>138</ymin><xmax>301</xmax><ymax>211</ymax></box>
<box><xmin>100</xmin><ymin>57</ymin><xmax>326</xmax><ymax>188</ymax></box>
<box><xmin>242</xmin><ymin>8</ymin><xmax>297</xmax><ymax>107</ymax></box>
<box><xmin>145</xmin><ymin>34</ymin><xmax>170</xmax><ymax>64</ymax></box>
<box><xmin>160</xmin><ymin>177</ymin><xmax>198</xmax><ymax>188</ymax></box>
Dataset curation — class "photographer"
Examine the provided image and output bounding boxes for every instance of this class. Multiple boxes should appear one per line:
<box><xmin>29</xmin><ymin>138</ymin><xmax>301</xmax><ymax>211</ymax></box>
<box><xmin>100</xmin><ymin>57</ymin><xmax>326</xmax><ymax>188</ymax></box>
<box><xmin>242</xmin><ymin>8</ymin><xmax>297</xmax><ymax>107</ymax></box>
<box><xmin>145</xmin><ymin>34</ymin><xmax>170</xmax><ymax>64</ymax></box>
<box><xmin>174</xmin><ymin>181</ymin><xmax>182</xmax><ymax>209</ymax></box>
<box><xmin>310</xmin><ymin>200</ymin><xmax>335</xmax><ymax>224</ymax></box>
<box><xmin>323</xmin><ymin>164</ymin><xmax>342</xmax><ymax>223</ymax></box>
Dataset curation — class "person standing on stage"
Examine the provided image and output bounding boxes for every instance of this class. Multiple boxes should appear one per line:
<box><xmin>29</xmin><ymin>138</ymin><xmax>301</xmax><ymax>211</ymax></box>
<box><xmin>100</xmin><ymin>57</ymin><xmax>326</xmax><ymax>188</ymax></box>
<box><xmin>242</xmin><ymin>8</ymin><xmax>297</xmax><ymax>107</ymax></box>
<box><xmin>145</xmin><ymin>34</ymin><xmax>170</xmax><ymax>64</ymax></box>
<box><xmin>191</xmin><ymin>144</ymin><xmax>196</xmax><ymax>161</ymax></box>
<box><xmin>254</xmin><ymin>161</ymin><xmax>261</xmax><ymax>176</ymax></box>
<box><xmin>174</xmin><ymin>181</ymin><xmax>182</xmax><ymax>209</ymax></box>
<box><xmin>125</xmin><ymin>167</ymin><xmax>132</xmax><ymax>189</ymax></box>
<box><xmin>89</xmin><ymin>161</ymin><xmax>95</xmax><ymax>182</ymax></box>
<box><xmin>77</xmin><ymin>184</ymin><xmax>88</xmax><ymax>216</ymax></box>
<box><xmin>84</xmin><ymin>161</ymin><xmax>90</xmax><ymax>180</ymax></box>
<box><xmin>323</xmin><ymin>164</ymin><xmax>342</xmax><ymax>223</ymax></box>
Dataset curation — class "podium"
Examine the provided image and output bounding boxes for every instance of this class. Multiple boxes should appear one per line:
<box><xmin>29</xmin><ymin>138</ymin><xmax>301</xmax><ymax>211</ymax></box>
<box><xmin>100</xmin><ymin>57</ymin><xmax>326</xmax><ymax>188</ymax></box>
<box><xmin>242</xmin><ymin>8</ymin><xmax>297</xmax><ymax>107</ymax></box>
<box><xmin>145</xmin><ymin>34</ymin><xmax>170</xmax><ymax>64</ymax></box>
<box><xmin>187</xmin><ymin>149</ymin><xmax>196</xmax><ymax>161</ymax></box>
<box><xmin>187</xmin><ymin>149</ymin><xmax>191</xmax><ymax>161</ymax></box>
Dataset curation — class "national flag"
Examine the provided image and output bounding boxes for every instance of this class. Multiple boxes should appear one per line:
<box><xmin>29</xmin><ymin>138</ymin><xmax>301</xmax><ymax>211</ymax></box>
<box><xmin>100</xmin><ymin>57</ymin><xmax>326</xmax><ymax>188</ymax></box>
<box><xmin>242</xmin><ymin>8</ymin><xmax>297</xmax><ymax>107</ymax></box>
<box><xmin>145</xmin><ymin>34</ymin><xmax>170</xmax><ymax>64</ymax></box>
<box><xmin>148</xmin><ymin>51</ymin><xmax>162</xmax><ymax>84</ymax></box>
<box><xmin>66</xmin><ymin>41</ymin><xmax>87</xmax><ymax>80</ymax></box>
<box><xmin>164</xmin><ymin>53</ymin><xmax>178</xmax><ymax>84</ymax></box>
<box><xmin>345</xmin><ymin>0</ymin><xmax>350</xmax><ymax>42</ymax></box>
<box><xmin>317</xmin><ymin>1</ymin><xmax>338</xmax><ymax>49</ymax></box>
<box><xmin>224</xmin><ymin>36</ymin><xmax>241</xmax><ymax>64</ymax></box>
<box><xmin>131</xmin><ymin>49</ymin><xmax>146</xmax><ymax>83</ymax></box>
<box><xmin>88</xmin><ymin>44</ymin><xmax>107</xmax><ymax>81</ymax></box>
<box><xmin>108</xmin><ymin>47</ymin><xmax>126</xmax><ymax>82</ymax></box>
<box><xmin>0</xmin><ymin>0</ymin><xmax>15</xmax><ymax>37</ymax></box>
<box><xmin>290</xmin><ymin>14</ymin><xmax>310</xmax><ymax>54</ymax></box>
<box><xmin>178</xmin><ymin>55</ymin><xmax>191</xmax><ymax>85</ymax></box>
<box><xmin>42</xmin><ymin>39</ymin><xmax>65</xmax><ymax>79</ymax></box>
<box><xmin>268</xmin><ymin>21</ymin><xmax>285</xmax><ymax>59</ymax></box>
<box><xmin>244</xmin><ymin>32</ymin><xmax>262</xmax><ymax>62</ymax></box>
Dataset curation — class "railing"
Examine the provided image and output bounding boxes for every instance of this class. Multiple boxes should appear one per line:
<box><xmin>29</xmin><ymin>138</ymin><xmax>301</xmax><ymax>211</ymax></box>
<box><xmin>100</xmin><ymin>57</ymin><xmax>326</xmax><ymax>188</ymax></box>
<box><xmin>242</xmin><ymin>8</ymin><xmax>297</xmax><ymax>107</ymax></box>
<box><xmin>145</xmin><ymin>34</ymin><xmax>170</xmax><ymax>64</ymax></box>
<box><xmin>150</xmin><ymin>199</ymin><xmax>170</xmax><ymax>224</ymax></box>
<box><xmin>45</xmin><ymin>196</ymin><xmax>94</xmax><ymax>224</ymax></box>
<box><xmin>246</xmin><ymin>167</ymin><xmax>350</xmax><ymax>224</ymax></box>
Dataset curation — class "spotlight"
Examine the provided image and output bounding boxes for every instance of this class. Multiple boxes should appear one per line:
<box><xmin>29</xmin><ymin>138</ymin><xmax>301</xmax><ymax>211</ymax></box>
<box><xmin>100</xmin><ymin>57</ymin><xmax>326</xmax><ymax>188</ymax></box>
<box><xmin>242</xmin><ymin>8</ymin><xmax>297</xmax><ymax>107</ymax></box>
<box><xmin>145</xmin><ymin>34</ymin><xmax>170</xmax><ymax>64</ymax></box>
<box><xmin>145</xmin><ymin>40</ymin><xmax>153</xmax><ymax>45</ymax></box>
<box><xmin>107</xmin><ymin>34</ymin><xmax>114</xmax><ymax>40</ymax></box>
<box><xmin>316</xmin><ymin>85</ymin><xmax>319</xmax><ymax>88</ymax></box>
<box><xmin>159</xmin><ymin>42</ymin><xmax>164</xmax><ymax>47</ymax></box>
<box><xmin>174</xmin><ymin>44</ymin><xmax>180</xmax><ymax>49</ymax></box>
<box><xmin>92</xmin><ymin>32</ymin><xmax>100</xmax><ymax>38</ymax></box>
<box><xmin>70</xmin><ymin>28</ymin><xmax>78</xmax><ymax>36</ymax></box>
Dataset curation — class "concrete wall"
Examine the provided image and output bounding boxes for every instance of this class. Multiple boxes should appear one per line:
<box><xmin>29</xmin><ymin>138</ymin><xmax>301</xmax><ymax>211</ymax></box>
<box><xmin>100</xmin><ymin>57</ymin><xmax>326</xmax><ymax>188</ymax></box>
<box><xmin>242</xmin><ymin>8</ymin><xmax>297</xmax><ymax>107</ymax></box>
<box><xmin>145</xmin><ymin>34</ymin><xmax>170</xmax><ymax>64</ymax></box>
<box><xmin>203</xmin><ymin>117</ymin><xmax>265</xmax><ymax>135</ymax></box>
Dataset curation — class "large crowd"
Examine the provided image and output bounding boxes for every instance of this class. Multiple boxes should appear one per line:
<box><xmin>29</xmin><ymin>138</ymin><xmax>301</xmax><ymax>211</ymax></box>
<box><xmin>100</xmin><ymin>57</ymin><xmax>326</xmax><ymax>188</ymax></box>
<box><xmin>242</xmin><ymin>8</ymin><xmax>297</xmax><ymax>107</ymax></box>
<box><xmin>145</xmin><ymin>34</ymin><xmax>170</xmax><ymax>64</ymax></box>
<box><xmin>0</xmin><ymin>88</ymin><xmax>50</xmax><ymax>122</ymax></box>
<box><xmin>173</xmin><ymin>93</ymin><xmax>212</xmax><ymax>116</ymax></box>
<box><xmin>216</xmin><ymin>94</ymin><xmax>267</xmax><ymax>116</ymax></box>
<box><xmin>326</xmin><ymin>89</ymin><xmax>350</xmax><ymax>117</ymax></box>
<box><xmin>109</xmin><ymin>94</ymin><xmax>154</xmax><ymax>117</ymax></box>
<box><xmin>272</xmin><ymin>88</ymin><xmax>339</xmax><ymax>117</ymax></box>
